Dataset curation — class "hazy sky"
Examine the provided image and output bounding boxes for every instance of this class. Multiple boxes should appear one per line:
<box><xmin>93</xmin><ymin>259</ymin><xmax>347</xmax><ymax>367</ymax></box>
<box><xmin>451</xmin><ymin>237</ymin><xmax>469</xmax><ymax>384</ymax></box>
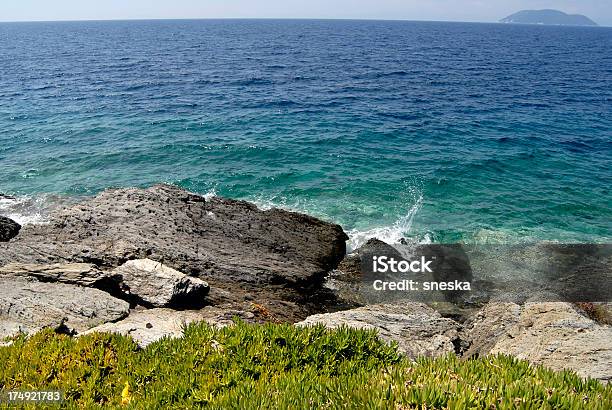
<box><xmin>1</xmin><ymin>1</ymin><xmax>611</xmax><ymax>26</ymax></box>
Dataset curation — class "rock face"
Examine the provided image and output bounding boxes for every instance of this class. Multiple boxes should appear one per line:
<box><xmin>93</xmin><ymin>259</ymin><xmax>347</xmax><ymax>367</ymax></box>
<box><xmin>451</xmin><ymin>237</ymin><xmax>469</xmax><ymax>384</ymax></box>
<box><xmin>0</xmin><ymin>184</ymin><xmax>347</xmax><ymax>284</ymax></box>
<box><xmin>0</xmin><ymin>184</ymin><xmax>348</xmax><ymax>321</ymax></box>
<box><xmin>500</xmin><ymin>9</ymin><xmax>597</xmax><ymax>26</ymax></box>
<box><xmin>326</xmin><ymin>239</ymin><xmax>410</xmax><ymax>306</ymax></box>
<box><xmin>464</xmin><ymin>302</ymin><xmax>612</xmax><ymax>382</ymax></box>
<box><xmin>327</xmin><ymin>239</ymin><xmax>474</xmax><ymax>308</ymax></box>
<box><xmin>336</xmin><ymin>238</ymin><xmax>401</xmax><ymax>278</ymax></box>
<box><xmin>297</xmin><ymin>302</ymin><xmax>461</xmax><ymax>359</ymax></box>
<box><xmin>0</xmin><ymin>277</ymin><xmax>129</xmax><ymax>337</ymax></box>
<box><xmin>112</xmin><ymin>259</ymin><xmax>209</xmax><ymax>307</ymax></box>
<box><xmin>461</xmin><ymin>302</ymin><xmax>522</xmax><ymax>359</ymax></box>
<box><xmin>82</xmin><ymin>307</ymin><xmax>255</xmax><ymax>347</ymax></box>
<box><xmin>0</xmin><ymin>216</ymin><xmax>20</xmax><ymax>242</ymax></box>
<box><xmin>0</xmin><ymin>262</ymin><xmax>108</xmax><ymax>287</ymax></box>
<box><xmin>299</xmin><ymin>300</ymin><xmax>611</xmax><ymax>382</ymax></box>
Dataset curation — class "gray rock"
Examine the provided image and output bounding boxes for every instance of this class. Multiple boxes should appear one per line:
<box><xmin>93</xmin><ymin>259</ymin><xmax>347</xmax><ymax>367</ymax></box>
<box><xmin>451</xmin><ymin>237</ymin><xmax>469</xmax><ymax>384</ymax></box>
<box><xmin>297</xmin><ymin>301</ymin><xmax>461</xmax><ymax>359</ymax></box>
<box><xmin>0</xmin><ymin>185</ymin><xmax>348</xmax><ymax>321</ymax></box>
<box><xmin>466</xmin><ymin>302</ymin><xmax>612</xmax><ymax>382</ymax></box>
<box><xmin>328</xmin><ymin>239</ymin><xmax>474</xmax><ymax>307</ymax></box>
<box><xmin>0</xmin><ymin>277</ymin><xmax>129</xmax><ymax>338</ymax></box>
<box><xmin>112</xmin><ymin>259</ymin><xmax>209</xmax><ymax>307</ymax></box>
<box><xmin>336</xmin><ymin>238</ymin><xmax>401</xmax><ymax>278</ymax></box>
<box><xmin>326</xmin><ymin>239</ymin><xmax>405</xmax><ymax>306</ymax></box>
<box><xmin>0</xmin><ymin>262</ymin><xmax>108</xmax><ymax>287</ymax></box>
<box><xmin>0</xmin><ymin>216</ymin><xmax>20</xmax><ymax>242</ymax></box>
<box><xmin>82</xmin><ymin>307</ymin><xmax>255</xmax><ymax>347</ymax></box>
<box><xmin>461</xmin><ymin>302</ymin><xmax>522</xmax><ymax>358</ymax></box>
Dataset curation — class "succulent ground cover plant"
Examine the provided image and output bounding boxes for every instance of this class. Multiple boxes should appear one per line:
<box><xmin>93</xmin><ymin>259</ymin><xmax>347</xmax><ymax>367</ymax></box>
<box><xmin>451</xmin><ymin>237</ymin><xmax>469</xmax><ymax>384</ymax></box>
<box><xmin>1</xmin><ymin>321</ymin><xmax>610</xmax><ymax>409</ymax></box>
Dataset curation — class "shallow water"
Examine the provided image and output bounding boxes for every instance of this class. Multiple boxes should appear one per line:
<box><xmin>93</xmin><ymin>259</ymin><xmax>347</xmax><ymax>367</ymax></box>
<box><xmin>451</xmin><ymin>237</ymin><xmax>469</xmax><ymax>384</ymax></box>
<box><xmin>0</xmin><ymin>20</ymin><xmax>610</xmax><ymax>246</ymax></box>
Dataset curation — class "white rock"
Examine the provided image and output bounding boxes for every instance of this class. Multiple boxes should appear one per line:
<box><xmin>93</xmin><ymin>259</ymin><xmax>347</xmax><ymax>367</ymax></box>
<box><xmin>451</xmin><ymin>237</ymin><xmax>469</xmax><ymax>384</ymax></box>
<box><xmin>112</xmin><ymin>259</ymin><xmax>209</xmax><ymax>307</ymax></box>
<box><xmin>82</xmin><ymin>307</ymin><xmax>254</xmax><ymax>347</ymax></box>
<box><xmin>488</xmin><ymin>302</ymin><xmax>612</xmax><ymax>383</ymax></box>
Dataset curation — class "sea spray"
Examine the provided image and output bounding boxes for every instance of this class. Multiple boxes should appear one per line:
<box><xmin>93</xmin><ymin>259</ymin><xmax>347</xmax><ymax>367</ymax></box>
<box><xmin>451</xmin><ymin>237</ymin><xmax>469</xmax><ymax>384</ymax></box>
<box><xmin>346</xmin><ymin>195</ymin><xmax>427</xmax><ymax>252</ymax></box>
<box><xmin>0</xmin><ymin>194</ymin><xmax>80</xmax><ymax>226</ymax></box>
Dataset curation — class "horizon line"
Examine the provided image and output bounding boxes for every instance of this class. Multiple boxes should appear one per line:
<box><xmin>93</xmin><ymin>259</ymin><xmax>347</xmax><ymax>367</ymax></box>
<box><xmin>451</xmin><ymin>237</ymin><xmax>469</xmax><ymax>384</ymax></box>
<box><xmin>1</xmin><ymin>16</ymin><xmax>488</xmax><ymax>24</ymax></box>
<box><xmin>0</xmin><ymin>17</ymin><xmax>608</xmax><ymax>27</ymax></box>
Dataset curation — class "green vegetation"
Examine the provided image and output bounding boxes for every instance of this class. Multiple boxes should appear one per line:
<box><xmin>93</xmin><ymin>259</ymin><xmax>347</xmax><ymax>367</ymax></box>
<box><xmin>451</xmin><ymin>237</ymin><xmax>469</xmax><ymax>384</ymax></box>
<box><xmin>1</xmin><ymin>321</ymin><xmax>610</xmax><ymax>409</ymax></box>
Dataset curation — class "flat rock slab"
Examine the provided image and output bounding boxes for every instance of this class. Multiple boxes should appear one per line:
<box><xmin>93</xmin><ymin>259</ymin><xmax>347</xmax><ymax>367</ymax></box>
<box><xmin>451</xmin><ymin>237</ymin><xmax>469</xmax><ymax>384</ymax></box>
<box><xmin>82</xmin><ymin>307</ymin><xmax>255</xmax><ymax>347</ymax></box>
<box><xmin>112</xmin><ymin>259</ymin><xmax>209</xmax><ymax>307</ymax></box>
<box><xmin>464</xmin><ymin>302</ymin><xmax>612</xmax><ymax>383</ymax></box>
<box><xmin>297</xmin><ymin>301</ymin><xmax>461</xmax><ymax>359</ymax></box>
<box><xmin>0</xmin><ymin>262</ymin><xmax>107</xmax><ymax>287</ymax></box>
<box><xmin>0</xmin><ymin>277</ymin><xmax>129</xmax><ymax>339</ymax></box>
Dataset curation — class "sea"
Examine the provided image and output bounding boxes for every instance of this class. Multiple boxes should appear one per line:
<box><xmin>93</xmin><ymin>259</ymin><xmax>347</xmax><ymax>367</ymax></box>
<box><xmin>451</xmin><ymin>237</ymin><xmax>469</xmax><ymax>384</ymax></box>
<box><xmin>0</xmin><ymin>19</ymin><xmax>610</xmax><ymax>250</ymax></box>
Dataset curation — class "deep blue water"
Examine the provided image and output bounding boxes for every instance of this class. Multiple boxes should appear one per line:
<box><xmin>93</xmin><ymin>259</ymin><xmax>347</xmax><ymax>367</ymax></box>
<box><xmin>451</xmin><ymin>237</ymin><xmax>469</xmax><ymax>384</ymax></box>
<box><xmin>0</xmin><ymin>20</ymin><xmax>610</xmax><ymax>247</ymax></box>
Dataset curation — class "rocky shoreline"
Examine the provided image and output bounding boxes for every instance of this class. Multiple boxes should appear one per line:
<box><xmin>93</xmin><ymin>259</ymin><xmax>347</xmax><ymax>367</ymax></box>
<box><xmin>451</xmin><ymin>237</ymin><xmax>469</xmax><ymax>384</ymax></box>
<box><xmin>0</xmin><ymin>184</ymin><xmax>610</xmax><ymax>382</ymax></box>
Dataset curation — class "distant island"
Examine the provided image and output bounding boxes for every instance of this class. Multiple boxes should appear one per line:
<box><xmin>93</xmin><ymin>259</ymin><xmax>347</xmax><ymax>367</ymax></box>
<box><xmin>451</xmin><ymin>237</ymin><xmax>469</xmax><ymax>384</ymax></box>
<box><xmin>500</xmin><ymin>9</ymin><xmax>598</xmax><ymax>26</ymax></box>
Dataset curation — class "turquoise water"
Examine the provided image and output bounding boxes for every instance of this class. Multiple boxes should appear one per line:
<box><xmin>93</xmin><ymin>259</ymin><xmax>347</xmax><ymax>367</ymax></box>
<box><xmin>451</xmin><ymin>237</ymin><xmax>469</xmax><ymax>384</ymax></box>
<box><xmin>0</xmin><ymin>20</ymin><xmax>610</xmax><ymax>248</ymax></box>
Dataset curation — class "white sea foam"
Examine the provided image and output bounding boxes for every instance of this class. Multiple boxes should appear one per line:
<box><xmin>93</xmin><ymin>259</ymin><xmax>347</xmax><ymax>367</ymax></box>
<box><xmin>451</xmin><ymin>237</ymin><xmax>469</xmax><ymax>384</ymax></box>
<box><xmin>246</xmin><ymin>188</ymin><xmax>431</xmax><ymax>252</ymax></box>
<box><xmin>0</xmin><ymin>194</ymin><xmax>76</xmax><ymax>226</ymax></box>
<box><xmin>0</xmin><ymin>196</ymin><xmax>44</xmax><ymax>225</ymax></box>
<box><xmin>203</xmin><ymin>188</ymin><xmax>217</xmax><ymax>201</ymax></box>
<box><xmin>346</xmin><ymin>195</ymin><xmax>428</xmax><ymax>252</ymax></box>
<box><xmin>249</xmin><ymin>194</ymin><xmax>327</xmax><ymax>216</ymax></box>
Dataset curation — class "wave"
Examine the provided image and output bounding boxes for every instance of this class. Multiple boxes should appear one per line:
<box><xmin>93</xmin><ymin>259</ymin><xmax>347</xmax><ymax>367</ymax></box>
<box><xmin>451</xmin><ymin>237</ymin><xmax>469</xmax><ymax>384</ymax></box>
<box><xmin>245</xmin><ymin>191</ymin><xmax>429</xmax><ymax>252</ymax></box>
<box><xmin>345</xmin><ymin>195</ymin><xmax>429</xmax><ymax>252</ymax></box>
<box><xmin>245</xmin><ymin>187</ymin><xmax>609</xmax><ymax>249</ymax></box>
<box><xmin>202</xmin><ymin>188</ymin><xmax>217</xmax><ymax>201</ymax></box>
<box><xmin>353</xmin><ymin>70</ymin><xmax>409</xmax><ymax>80</ymax></box>
<box><xmin>0</xmin><ymin>194</ymin><xmax>78</xmax><ymax>226</ymax></box>
<box><xmin>242</xmin><ymin>186</ymin><xmax>430</xmax><ymax>253</ymax></box>
<box><xmin>0</xmin><ymin>195</ymin><xmax>44</xmax><ymax>225</ymax></box>
<box><xmin>232</xmin><ymin>77</ymin><xmax>274</xmax><ymax>86</ymax></box>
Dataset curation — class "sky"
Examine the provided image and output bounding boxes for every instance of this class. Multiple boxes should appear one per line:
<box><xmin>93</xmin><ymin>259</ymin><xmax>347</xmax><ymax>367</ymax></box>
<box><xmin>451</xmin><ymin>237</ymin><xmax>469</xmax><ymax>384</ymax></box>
<box><xmin>1</xmin><ymin>1</ymin><xmax>611</xmax><ymax>26</ymax></box>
